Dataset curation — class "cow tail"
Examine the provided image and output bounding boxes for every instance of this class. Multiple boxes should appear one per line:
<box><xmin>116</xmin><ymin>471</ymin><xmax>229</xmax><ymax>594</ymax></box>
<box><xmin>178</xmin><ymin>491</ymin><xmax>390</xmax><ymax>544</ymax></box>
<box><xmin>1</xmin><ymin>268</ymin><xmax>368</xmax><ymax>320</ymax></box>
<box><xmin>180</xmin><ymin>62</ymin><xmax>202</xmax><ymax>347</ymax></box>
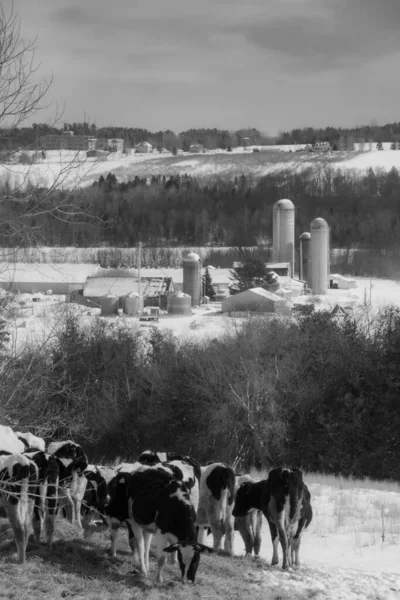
<box><xmin>227</xmin><ymin>468</ymin><xmax>236</xmax><ymax>506</ymax></box>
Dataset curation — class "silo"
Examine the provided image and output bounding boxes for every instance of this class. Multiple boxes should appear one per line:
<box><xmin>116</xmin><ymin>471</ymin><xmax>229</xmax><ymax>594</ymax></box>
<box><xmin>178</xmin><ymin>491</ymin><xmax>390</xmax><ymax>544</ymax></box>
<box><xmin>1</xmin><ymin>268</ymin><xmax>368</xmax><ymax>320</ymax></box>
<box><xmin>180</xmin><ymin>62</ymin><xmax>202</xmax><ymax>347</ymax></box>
<box><xmin>100</xmin><ymin>293</ymin><xmax>119</xmax><ymax>315</ymax></box>
<box><xmin>122</xmin><ymin>291</ymin><xmax>142</xmax><ymax>316</ymax></box>
<box><xmin>183</xmin><ymin>252</ymin><xmax>202</xmax><ymax>306</ymax></box>
<box><xmin>272</xmin><ymin>199</ymin><xmax>295</xmax><ymax>277</ymax></box>
<box><xmin>310</xmin><ymin>218</ymin><xmax>330</xmax><ymax>295</ymax></box>
<box><xmin>299</xmin><ymin>232</ymin><xmax>311</xmax><ymax>284</ymax></box>
<box><xmin>167</xmin><ymin>292</ymin><xmax>192</xmax><ymax>315</ymax></box>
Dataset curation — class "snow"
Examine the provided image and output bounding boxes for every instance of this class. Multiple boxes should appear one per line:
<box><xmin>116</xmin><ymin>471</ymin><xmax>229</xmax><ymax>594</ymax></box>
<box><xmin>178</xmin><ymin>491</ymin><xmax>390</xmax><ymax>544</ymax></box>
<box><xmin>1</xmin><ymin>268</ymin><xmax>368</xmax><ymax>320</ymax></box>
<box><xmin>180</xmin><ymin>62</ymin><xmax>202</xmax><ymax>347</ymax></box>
<box><xmin>233</xmin><ymin>479</ymin><xmax>400</xmax><ymax>599</ymax></box>
<box><xmin>3</xmin><ymin>147</ymin><xmax>400</xmax><ymax>191</ymax></box>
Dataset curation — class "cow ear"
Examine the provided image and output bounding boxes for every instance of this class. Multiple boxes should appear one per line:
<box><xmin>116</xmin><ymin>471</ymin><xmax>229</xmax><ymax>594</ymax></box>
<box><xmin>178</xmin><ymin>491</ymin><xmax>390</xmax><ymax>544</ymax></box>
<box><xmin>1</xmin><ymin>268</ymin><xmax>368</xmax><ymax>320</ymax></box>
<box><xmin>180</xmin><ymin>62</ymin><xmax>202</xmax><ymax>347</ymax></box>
<box><xmin>195</xmin><ymin>543</ymin><xmax>213</xmax><ymax>553</ymax></box>
<box><xmin>163</xmin><ymin>543</ymin><xmax>179</xmax><ymax>553</ymax></box>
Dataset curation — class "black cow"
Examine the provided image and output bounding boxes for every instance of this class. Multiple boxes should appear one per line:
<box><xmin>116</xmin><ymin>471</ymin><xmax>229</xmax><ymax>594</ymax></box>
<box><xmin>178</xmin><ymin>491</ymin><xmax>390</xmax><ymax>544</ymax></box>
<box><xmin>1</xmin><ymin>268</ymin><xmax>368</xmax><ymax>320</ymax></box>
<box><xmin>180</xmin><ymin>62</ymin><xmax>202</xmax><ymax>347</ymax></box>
<box><xmin>232</xmin><ymin>467</ymin><xmax>312</xmax><ymax>569</ymax></box>
<box><xmin>197</xmin><ymin>462</ymin><xmax>235</xmax><ymax>554</ymax></box>
<box><xmin>105</xmin><ymin>465</ymin><xmax>212</xmax><ymax>583</ymax></box>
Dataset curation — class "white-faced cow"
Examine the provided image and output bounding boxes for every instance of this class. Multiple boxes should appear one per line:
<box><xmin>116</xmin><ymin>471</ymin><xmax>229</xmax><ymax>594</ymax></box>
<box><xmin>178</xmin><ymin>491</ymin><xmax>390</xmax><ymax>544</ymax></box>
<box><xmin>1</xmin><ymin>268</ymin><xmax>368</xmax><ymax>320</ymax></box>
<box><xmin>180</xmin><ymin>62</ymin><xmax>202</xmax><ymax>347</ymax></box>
<box><xmin>0</xmin><ymin>453</ymin><xmax>38</xmax><ymax>563</ymax></box>
<box><xmin>233</xmin><ymin>467</ymin><xmax>312</xmax><ymax>569</ymax></box>
<box><xmin>46</xmin><ymin>441</ymin><xmax>88</xmax><ymax>530</ymax></box>
<box><xmin>197</xmin><ymin>462</ymin><xmax>235</xmax><ymax>554</ymax></box>
<box><xmin>81</xmin><ymin>465</ymin><xmax>116</xmax><ymax>528</ymax></box>
<box><xmin>234</xmin><ymin>474</ymin><xmax>262</xmax><ymax>557</ymax></box>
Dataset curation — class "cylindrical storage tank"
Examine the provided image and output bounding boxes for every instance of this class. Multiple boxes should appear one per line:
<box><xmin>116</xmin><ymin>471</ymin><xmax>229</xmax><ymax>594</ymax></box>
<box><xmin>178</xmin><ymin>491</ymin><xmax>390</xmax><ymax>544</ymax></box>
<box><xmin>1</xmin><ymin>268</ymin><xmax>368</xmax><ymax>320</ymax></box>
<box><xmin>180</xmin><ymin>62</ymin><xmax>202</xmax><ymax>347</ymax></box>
<box><xmin>100</xmin><ymin>293</ymin><xmax>119</xmax><ymax>315</ymax></box>
<box><xmin>183</xmin><ymin>252</ymin><xmax>202</xmax><ymax>306</ymax></box>
<box><xmin>299</xmin><ymin>232</ymin><xmax>311</xmax><ymax>284</ymax></box>
<box><xmin>310</xmin><ymin>218</ymin><xmax>330</xmax><ymax>295</ymax></box>
<box><xmin>167</xmin><ymin>292</ymin><xmax>192</xmax><ymax>315</ymax></box>
<box><xmin>272</xmin><ymin>199</ymin><xmax>295</xmax><ymax>277</ymax></box>
<box><xmin>122</xmin><ymin>291</ymin><xmax>142</xmax><ymax>316</ymax></box>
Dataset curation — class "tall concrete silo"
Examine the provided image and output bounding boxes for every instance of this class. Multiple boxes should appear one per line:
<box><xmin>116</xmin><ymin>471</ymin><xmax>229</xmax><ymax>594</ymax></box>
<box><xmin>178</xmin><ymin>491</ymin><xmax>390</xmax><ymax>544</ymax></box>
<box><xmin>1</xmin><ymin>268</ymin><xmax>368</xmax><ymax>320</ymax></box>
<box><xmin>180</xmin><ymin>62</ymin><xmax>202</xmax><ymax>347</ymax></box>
<box><xmin>183</xmin><ymin>252</ymin><xmax>202</xmax><ymax>306</ymax></box>
<box><xmin>299</xmin><ymin>232</ymin><xmax>311</xmax><ymax>284</ymax></box>
<box><xmin>272</xmin><ymin>199</ymin><xmax>295</xmax><ymax>277</ymax></box>
<box><xmin>310</xmin><ymin>218</ymin><xmax>330</xmax><ymax>295</ymax></box>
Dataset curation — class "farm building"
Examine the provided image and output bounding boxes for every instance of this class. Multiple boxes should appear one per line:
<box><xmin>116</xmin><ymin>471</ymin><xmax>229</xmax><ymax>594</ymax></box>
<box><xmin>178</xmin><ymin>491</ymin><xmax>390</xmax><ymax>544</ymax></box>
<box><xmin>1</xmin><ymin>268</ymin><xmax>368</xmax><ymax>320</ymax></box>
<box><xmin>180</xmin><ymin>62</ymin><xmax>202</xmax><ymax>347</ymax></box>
<box><xmin>140</xmin><ymin>268</ymin><xmax>183</xmax><ymax>290</ymax></box>
<box><xmin>222</xmin><ymin>287</ymin><xmax>290</xmax><ymax>315</ymax></box>
<box><xmin>203</xmin><ymin>267</ymin><xmax>232</xmax><ymax>299</ymax></box>
<box><xmin>0</xmin><ymin>262</ymin><xmax>99</xmax><ymax>294</ymax></box>
<box><xmin>135</xmin><ymin>141</ymin><xmax>152</xmax><ymax>153</ymax></box>
<box><xmin>38</xmin><ymin>134</ymin><xmax>90</xmax><ymax>151</ymax></box>
<box><xmin>108</xmin><ymin>138</ymin><xmax>124</xmax><ymax>152</ymax></box>
<box><xmin>83</xmin><ymin>269</ymin><xmax>174</xmax><ymax>309</ymax></box>
<box><xmin>189</xmin><ymin>143</ymin><xmax>204</xmax><ymax>153</ymax></box>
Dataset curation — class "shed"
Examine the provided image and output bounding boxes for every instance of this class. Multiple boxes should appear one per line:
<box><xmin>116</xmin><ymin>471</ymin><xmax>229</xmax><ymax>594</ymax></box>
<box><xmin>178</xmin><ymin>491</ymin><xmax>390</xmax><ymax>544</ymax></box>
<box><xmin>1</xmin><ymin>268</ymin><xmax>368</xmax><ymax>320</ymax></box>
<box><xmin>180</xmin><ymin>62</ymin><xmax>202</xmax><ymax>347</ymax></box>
<box><xmin>329</xmin><ymin>274</ymin><xmax>357</xmax><ymax>290</ymax></box>
<box><xmin>189</xmin><ymin>143</ymin><xmax>204</xmax><ymax>153</ymax></box>
<box><xmin>222</xmin><ymin>287</ymin><xmax>290</xmax><ymax>315</ymax></box>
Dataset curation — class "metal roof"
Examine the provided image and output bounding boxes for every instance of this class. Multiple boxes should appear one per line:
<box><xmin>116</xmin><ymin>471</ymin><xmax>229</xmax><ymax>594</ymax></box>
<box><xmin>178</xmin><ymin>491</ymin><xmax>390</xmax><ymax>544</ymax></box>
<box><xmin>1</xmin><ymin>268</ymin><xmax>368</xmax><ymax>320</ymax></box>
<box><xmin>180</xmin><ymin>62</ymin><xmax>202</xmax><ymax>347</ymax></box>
<box><xmin>0</xmin><ymin>262</ymin><xmax>99</xmax><ymax>284</ymax></box>
<box><xmin>84</xmin><ymin>276</ymin><xmax>173</xmax><ymax>298</ymax></box>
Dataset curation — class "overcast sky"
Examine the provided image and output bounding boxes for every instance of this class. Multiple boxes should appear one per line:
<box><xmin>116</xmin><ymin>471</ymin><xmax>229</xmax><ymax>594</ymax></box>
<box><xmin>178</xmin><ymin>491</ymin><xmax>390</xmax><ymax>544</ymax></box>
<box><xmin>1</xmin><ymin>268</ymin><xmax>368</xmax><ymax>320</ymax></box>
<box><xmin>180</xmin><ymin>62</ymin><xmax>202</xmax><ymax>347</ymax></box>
<box><xmin>7</xmin><ymin>0</ymin><xmax>400</xmax><ymax>133</ymax></box>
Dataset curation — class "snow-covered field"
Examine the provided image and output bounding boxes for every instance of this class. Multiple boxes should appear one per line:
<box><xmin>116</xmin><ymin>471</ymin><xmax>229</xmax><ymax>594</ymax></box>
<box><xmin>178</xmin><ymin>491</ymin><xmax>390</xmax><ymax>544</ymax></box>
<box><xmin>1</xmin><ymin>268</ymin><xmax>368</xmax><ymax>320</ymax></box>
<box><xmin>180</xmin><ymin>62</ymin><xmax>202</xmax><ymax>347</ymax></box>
<box><xmin>2</xmin><ymin>147</ymin><xmax>400</xmax><ymax>190</ymax></box>
<box><xmin>234</xmin><ymin>473</ymin><xmax>400</xmax><ymax>599</ymax></box>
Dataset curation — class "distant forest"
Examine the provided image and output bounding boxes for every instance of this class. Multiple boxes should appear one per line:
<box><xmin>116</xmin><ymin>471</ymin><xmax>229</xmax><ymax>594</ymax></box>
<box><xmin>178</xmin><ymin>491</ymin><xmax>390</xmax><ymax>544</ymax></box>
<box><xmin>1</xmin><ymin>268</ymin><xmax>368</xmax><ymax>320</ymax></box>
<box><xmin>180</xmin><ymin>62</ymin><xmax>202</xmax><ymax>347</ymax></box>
<box><xmin>2</xmin><ymin>120</ymin><xmax>400</xmax><ymax>151</ymax></box>
<box><xmin>2</xmin><ymin>166</ymin><xmax>400</xmax><ymax>276</ymax></box>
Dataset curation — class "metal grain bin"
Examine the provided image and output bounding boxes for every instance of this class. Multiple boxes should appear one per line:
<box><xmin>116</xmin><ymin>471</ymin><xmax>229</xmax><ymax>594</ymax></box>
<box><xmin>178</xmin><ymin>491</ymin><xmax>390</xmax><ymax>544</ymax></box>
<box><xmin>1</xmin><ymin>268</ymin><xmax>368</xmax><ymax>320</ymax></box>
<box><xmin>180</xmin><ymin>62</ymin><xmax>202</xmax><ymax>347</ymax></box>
<box><xmin>167</xmin><ymin>292</ymin><xmax>192</xmax><ymax>315</ymax></box>
<box><xmin>122</xmin><ymin>291</ymin><xmax>142</xmax><ymax>316</ymax></box>
<box><xmin>183</xmin><ymin>252</ymin><xmax>202</xmax><ymax>306</ymax></box>
<box><xmin>100</xmin><ymin>293</ymin><xmax>119</xmax><ymax>315</ymax></box>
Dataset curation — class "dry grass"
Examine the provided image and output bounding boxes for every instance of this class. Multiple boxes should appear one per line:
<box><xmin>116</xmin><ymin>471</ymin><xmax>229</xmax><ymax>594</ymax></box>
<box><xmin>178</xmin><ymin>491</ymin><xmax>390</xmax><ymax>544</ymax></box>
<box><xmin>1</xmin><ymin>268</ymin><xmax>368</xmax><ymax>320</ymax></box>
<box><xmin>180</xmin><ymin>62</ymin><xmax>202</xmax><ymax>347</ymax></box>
<box><xmin>0</xmin><ymin>519</ymin><xmax>288</xmax><ymax>600</ymax></box>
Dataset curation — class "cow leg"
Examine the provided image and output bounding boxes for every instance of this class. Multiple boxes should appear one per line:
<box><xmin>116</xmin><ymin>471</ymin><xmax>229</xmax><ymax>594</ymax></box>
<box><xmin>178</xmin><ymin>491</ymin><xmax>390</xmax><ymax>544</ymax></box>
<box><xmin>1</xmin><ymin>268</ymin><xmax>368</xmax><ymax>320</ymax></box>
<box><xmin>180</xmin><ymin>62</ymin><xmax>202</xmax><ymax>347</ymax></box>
<box><xmin>110</xmin><ymin>521</ymin><xmax>120</xmax><ymax>557</ymax></box>
<box><xmin>32</xmin><ymin>484</ymin><xmax>46</xmax><ymax>544</ymax></box>
<box><xmin>143</xmin><ymin>531</ymin><xmax>153</xmax><ymax>572</ymax></box>
<box><xmin>253</xmin><ymin>511</ymin><xmax>262</xmax><ymax>557</ymax></box>
<box><xmin>127</xmin><ymin>520</ymin><xmax>148</xmax><ymax>576</ymax></box>
<box><xmin>45</xmin><ymin>478</ymin><xmax>59</xmax><ymax>551</ymax></box>
<box><xmin>236</xmin><ymin>516</ymin><xmax>254</xmax><ymax>556</ymax></box>
<box><xmin>155</xmin><ymin>532</ymin><xmax>169</xmax><ymax>585</ymax></box>
<box><xmin>267</xmin><ymin>519</ymin><xmax>280</xmax><ymax>566</ymax></box>
<box><xmin>276</xmin><ymin>514</ymin><xmax>289</xmax><ymax>569</ymax></box>
<box><xmin>223</xmin><ymin>514</ymin><xmax>234</xmax><ymax>556</ymax></box>
<box><xmin>197</xmin><ymin>525</ymin><xmax>207</xmax><ymax>545</ymax></box>
<box><xmin>6</xmin><ymin>502</ymin><xmax>26</xmax><ymax>563</ymax></box>
<box><xmin>126</xmin><ymin>522</ymin><xmax>139</xmax><ymax>569</ymax></box>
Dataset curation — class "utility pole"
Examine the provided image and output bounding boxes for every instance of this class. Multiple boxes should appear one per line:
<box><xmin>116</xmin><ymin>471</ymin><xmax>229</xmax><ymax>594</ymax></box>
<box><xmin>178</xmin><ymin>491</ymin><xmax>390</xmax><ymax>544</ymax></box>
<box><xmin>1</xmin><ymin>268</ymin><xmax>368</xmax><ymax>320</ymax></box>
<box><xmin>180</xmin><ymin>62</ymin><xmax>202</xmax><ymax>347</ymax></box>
<box><xmin>138</xmin><ymin>241</ymin><xmax>142</xmax><ymax>316</ymax></box>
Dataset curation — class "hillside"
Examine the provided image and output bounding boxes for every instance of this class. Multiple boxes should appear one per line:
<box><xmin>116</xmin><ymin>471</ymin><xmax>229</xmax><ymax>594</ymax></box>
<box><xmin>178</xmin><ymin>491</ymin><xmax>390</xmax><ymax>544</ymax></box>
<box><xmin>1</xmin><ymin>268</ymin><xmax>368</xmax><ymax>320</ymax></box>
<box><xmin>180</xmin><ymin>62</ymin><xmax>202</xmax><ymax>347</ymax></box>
<box><xmin>3</xmin><ymin>147</ymin><xmax>400</xmax><ymax>191</ymax></box>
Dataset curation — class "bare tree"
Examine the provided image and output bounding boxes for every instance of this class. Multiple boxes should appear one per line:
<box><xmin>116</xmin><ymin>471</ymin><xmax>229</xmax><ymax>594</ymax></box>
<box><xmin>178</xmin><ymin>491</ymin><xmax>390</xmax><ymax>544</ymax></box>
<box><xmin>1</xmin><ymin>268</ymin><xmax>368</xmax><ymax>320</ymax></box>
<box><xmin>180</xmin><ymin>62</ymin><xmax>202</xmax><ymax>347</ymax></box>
<box><xmin>0</xmin><ymin>3</ymin><xmax>104</xmax><ymax>252</ymax></box>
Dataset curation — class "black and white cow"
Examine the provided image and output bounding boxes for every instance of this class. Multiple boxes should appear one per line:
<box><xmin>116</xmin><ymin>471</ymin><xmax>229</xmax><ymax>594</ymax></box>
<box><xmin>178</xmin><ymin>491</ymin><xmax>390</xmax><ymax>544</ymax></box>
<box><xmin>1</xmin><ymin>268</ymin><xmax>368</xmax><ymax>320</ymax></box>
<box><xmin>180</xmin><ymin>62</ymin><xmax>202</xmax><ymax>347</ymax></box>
<box><xmin>47</xmin><ymin>441</ymin><xmax>88</xmax><ymax>530</ymax></box>
<box><xmin>0</xmin><ymin>453</ymin><xmax>38</xmax><ymax>563</ymax></box>
<box><xmin>81</xmin><ymin>465</ymin><xmax>116</xmax><ymax>526</ymax></box>
<box><xmin>234</xmin><ymin>474</ymin><xmax>262</xmax><ymax>557</ymax></box>
<box><xmin>232</xmin><ymin>467</ymin><xmax>312</xmax><ymax>569</ymax></box>
<box><xmin>197</xmin><ymin>462</ymin><xmax>235</xmax><ymax>554</ymax></box>
<box><xmin>15</xmin><ymin>432</ymin><xmax>46</xmax><ymax>453</ymax></box>
<box><xmin>0</xmin><ymin>425</ymin><xmax>26</xmax><ymax>455</ymax></box>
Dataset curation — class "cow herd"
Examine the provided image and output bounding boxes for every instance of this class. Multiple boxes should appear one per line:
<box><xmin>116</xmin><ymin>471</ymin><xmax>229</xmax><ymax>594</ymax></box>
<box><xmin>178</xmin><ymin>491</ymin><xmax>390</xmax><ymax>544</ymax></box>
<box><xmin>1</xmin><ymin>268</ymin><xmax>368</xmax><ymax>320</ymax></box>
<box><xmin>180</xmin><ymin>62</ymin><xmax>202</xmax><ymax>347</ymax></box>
<box><xmin>0</xmin><ymin>426</ymin><xmax>313</xmax><ymax>585</ymax></box>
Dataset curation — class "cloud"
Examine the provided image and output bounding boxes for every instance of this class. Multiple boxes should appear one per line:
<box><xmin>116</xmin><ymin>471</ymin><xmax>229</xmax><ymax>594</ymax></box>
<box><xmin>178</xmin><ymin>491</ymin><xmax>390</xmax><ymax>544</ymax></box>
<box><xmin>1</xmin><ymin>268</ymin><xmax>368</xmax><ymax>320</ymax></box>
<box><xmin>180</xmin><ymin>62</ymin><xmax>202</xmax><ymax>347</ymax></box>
<box><xmin>228</xmin><ymin>0</ymin><xmax>400</xmax><ymax>71</ymax></box>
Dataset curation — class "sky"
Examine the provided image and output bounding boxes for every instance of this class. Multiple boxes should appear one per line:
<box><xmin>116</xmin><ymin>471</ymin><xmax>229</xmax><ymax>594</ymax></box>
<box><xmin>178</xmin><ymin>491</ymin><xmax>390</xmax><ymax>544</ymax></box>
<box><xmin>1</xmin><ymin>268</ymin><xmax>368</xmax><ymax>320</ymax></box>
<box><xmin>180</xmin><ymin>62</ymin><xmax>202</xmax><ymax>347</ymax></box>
<box><xmin>4</xmin><ymin>0</ymin><xmax>400</xmax><ymax>134</ymax></box>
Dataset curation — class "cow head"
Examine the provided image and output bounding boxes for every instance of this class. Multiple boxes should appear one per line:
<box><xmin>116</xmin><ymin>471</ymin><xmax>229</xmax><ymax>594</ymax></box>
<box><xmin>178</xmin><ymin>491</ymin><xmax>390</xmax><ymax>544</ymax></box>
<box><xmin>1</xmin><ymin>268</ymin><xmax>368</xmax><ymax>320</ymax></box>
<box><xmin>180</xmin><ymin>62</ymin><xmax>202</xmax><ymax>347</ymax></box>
<box><xmin>47</xmin><ymin>441</ymin><xmax>88</xmax><ymax>474</ymax></box>
<box><xmin>163</xmin><ymin>541</ymin><xmax>213</xmax><ymax>583</ymax></box>
<box><xmin>232</xmin><ymin>481</ymin><xmax>254</xmax><ymax>517</ymax></box>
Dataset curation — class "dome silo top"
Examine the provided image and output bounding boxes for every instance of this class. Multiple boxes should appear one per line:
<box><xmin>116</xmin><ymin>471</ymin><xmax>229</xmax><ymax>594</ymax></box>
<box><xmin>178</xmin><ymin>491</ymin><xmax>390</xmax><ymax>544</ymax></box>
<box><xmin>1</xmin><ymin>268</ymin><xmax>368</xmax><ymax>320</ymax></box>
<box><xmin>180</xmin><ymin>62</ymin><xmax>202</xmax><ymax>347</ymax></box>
<box><xmin>273</xmin><ymin>199</ymin><xmax>295</xmax><ymax>210</ymax></box>
<box><xmin>310</xmin><ymin>218</ymin><xmax>329</xmax><ymax>230</ymax></box>
<box><xmin>170</xmin><ymin>291</ymin><xmax>191</xmax><ymax>298</ymax></box>
<box><xmin>299</xmin><ymin>232</ymin><xmax>311</xmax><ymax>240</ymax></box>
<box><xmin>124</xmin><ymin>291</ymin><xmax>139</xmax><ymax>298</ymax></box>
<box><xmin>183</xmin><ymin>252</ymin><xmax>201</xmax><ymax>262</ymax></box>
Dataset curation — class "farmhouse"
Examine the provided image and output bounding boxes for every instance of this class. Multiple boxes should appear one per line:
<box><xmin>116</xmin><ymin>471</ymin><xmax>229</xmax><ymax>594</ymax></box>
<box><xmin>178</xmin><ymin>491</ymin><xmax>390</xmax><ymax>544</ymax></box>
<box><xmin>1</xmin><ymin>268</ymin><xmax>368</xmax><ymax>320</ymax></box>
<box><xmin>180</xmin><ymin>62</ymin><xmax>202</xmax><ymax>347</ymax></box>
<box><xmin>135</xmin><ymin>141</ymin><xmax>153</xmax><ymax>153</ymax></box>
<box><xmin>0</xmin><ymin>262</ymin><xmax>99</xmax><ymax>294</ymax></box>
<box><xmin>222</xmin><ymin>287</ymin><xmax>290</xmax><ymax>315</ymax></box>
<box><xmin>108</xmin><ymin>138</ymin><xmax>124</xmax><ymax>152</ymax></box>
